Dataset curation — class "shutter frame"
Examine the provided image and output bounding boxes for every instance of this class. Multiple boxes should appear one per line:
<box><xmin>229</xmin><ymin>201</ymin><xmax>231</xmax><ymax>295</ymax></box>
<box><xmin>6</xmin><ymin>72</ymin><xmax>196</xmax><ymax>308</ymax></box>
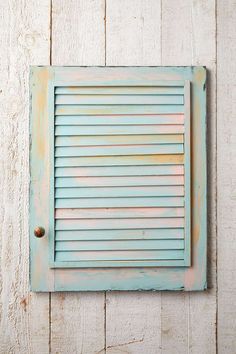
<box><xmin>30</xmin><ymin>66</ymin><xmax>207</xmax><ymax>291</ymax></box>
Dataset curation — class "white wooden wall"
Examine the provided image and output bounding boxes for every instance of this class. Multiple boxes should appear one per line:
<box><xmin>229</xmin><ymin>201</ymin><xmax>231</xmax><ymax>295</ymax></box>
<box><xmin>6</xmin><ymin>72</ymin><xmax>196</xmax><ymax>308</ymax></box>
<box><xmin>0</xmin><ymin>0</ymin><xmax>234</xmax><ymax>353</ymax></box>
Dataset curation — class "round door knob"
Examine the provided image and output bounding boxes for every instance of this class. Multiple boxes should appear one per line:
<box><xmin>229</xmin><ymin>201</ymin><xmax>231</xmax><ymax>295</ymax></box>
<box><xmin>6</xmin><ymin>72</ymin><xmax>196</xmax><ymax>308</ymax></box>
<box><xmin>34</xmin><ymin>226</ymin><xmax>45</xmax><ymax>238</ymax></box>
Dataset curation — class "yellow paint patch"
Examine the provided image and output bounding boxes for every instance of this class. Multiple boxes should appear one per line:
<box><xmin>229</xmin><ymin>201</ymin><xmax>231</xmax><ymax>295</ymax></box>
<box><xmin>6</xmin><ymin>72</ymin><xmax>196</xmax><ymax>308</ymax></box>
<box><xmin>34</xmin><ymin>68</ymin><xmax>51</xmax><ymax>159</ymax></box>
<box><xmin>195</xmin><ymin>67</ymin><xmax>206</xmax><ymax>85</ymax></box>
<box><xmin>192</xmin><ymin>192</ymin><xmax>201</xmax><ymax>244</ymax></box>
<box><xmin>134</xmin><ymin>154</ymin><xmax>184</xmax><ymax>164</ymax></box>
<box><xmin>184</xmin><ymin>268</ymin><xmax>195</xmax><ymax>289</ymax></box>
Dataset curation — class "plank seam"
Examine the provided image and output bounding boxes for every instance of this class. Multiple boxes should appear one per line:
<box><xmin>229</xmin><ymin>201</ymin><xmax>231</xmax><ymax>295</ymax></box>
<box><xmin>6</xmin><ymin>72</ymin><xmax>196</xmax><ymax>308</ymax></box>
<box><xmin>215</xmin><ymin>0</ymin><xmax>218</xmax><ymax>352</ymax></box>
<box><xmin>49</xmin><ymin>1</ymin><xmax>52</xmax><ymax>353</ymax></box>
<box><xmin>49</xmin><ymin>292</ymin><xmax>52</xmax><ymax>354</ymax></box>
<box><xmin>104</xmin><ymin>1</ymin><xmax>107</xmax><ymax>352</ymax></box>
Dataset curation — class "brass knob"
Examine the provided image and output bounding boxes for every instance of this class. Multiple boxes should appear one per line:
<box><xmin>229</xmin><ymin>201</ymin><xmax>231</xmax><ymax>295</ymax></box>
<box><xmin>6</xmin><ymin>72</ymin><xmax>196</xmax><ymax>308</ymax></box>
<box><xmin>34</xmin><ymin>226</ymin><xmax>45</xmax><ymax>238</ymax></box>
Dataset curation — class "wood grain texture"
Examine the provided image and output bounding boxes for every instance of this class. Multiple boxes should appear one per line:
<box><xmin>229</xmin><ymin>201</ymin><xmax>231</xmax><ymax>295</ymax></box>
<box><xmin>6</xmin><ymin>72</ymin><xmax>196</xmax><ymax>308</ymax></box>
<box><xmin>161</xmin><ymin>1</ymin><xmax>216</xmax><ymax>353</ymax></box>
<box><xmin>50</xmin><ymin>293</ymin><xmax>105</xmax><ymax>354</ymax></box>
<box><xmin>106</xmin><ymin>0</ymin><xmax>161</xmax><ymax>66</ymax></box>
<box><xmin>160</xmin><ymin>293</ymin><xmax>189</xmax><ymax>354</ymax></box>
<box><xmin>106</xmin><ymin>292</ymin><xmax>162</xmax><ymax>354</ymax></box>
<box><xmin>0</xmin><ymin>1</ymin><xmax>50</xmax><ymax>353</ymax></box>
<box><xmin>190</xmin><ymin>1</ymin><xmax>217</xmax><ymax>352</ymax></box>
<box><xmin>217</xmin><ymin>1</ymin><xmax>236</xmax><ymax>353</ymax></box>
<box><xmin>50</xmin><ymin>1</ymin><xmax>106</xmax><ymax>353</ymax></box>
<box><xmin>52</xmin><ymin>0</ymin><xmax>105</xmax><ymax>66</ymax></box>
<box><xmin>0</xmin><ymin>0</ymin><xmax>221</xmax><ymax>352</ymax></box>
<box><xmin>105</xmin><ymin>1</ymin><xmax>162</xmax><ymax>353</ymax></box>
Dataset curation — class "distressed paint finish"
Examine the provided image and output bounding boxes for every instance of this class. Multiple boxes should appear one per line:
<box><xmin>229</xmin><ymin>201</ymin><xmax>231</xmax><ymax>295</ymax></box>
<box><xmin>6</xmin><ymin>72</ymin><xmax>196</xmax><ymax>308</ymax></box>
<box><xmin>30</xmin><ymin>66</ymin><xmax>206</xmax><ymax>290</ymax></box>
<box><xmin>30</xmin><ymin>67</ymin><xmax>54</xmax><ymax>291</ymax></box>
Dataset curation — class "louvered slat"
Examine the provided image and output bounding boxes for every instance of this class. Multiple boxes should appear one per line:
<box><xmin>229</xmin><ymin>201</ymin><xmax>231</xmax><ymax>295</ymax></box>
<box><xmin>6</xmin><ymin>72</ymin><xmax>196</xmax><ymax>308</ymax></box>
<box><xmin>55</xmin><ymin>144</ymin><xmax>184</xmax><ymax>156</ymax></box>
<box><xmin>55</xmin><ymin>186</ymin><xmax>184</xmax><ymax>198</ymax></box>
<box><xmin>55</xmin><ymin>165</ymin><xmax>184</xmax><ymax>177</ymax></box>
<box><xmin>55</xmin><ymin>228</ymin><xmax>185</xmax><ymax>241</ymax></box>
<box><xmin>55</xmin><ymin>197</ymin><xmax>184</xmax><ymax>208</ymax></box>
<box><xmin>55</xmin><ymin>175</ymin><xmax>185</xmax><ymax>187</ymax></box>
<box><xmin>55</xmin><ymin>239</ymin><xmax>185</xmax><ymax>251</ymax></box>
<box><xmin>55</xmin><ymin>250</ymin><xmax>185</xmax><ymax>262</ymax></box>
<box><xmin>55</xmin><ymin>134</ymin><xmax>184</xmax><ymax>146</ymax></box>
<box><xmin>55</xmin><ymin>207</ymin><xmax>185</xmax><ymax>219</ymax></box>
<box><xmin>55</xmin><ymin>125</ymin><xmax>184</xmax><ymax>135</ymax></box>
<box><xmin>55</xmin><ymin>85</ymin><xmax>185</xmax><ymax>95</ymax></box>
<box><xmin>55</xmin><ymin>94</ymin><xmax>184</xmax><ymax>105</ymax></box>
<box><xmin>55</xmin><ymin>114</ymin><xmax>184</xmax><ymax>125</ymax></box>
<box><xmin>55</xmin><ymin>105</ymin><xmax>184</xmax><ymax>115</ymax></box>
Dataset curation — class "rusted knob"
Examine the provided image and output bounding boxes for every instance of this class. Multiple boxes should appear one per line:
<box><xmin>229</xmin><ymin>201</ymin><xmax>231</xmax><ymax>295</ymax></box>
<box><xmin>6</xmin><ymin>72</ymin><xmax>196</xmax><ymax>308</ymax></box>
<box><xmin>34</xmin><ymin>226</ymin><xmax>45</xmax><ymax>238</ymax></box>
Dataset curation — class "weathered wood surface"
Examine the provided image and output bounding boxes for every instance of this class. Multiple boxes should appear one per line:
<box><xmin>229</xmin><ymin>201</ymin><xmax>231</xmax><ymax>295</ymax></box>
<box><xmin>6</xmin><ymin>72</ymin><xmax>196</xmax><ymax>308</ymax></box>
<box><xmin>217</xmin><ymin>1</ymin><xmax>236</xmax><ymax>353</ymax></box>
<box><xmin>0</xmin><ymin>1</ymin><xmax>50</xmax><ymax>353</ymax></box>
<box><xmin>0</xmin><ymin>0</ymin><xmax>226</xmax><ymax>352</ymax></box>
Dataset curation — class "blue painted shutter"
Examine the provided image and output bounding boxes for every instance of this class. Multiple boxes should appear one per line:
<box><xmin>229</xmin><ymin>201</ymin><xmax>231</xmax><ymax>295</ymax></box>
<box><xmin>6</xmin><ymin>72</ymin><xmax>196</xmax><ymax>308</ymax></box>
<box><xmin>52</xmin><ymin>81</ymin><xmax>191</xmax><ymax>268</ymax></box>
<box><xmin>30</xmin><ymin>67</ymin><xmax>207</xmax><ymax>291</ymax></box>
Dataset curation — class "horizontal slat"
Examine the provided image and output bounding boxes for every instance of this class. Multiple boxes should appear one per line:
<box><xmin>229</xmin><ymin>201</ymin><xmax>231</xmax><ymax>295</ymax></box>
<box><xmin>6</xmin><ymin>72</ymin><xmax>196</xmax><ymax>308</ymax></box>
<box><xmin>55</xmin><ymin>197</ymin><xmax>184</xmax><ymax>208</ymax></box>
<box><xmin>55</xmin><ymin>80</ymin><xmax>185</xmax><ymax>88</ymax></box>
<box><xmin>53</xmin><ymin>259</ymin><xmax>185</xmax><ymax>267</ymax></box>
<box><xmin>54</xmin><ymin>75</ymin><xmax>186</xmax><ymax>86</ymax></box>
<box><xmin>55</xmin><ymin>175</ymin><xmax>184</xmax><ymax>187</ymax></box>
<box><xmin>55</xmin><ymin>249</ymin><xmax>185</xmax><ymax>261</ymax></box>
<box><xmin>55</xmin><ymin>144</ymin><xmax>184</xmax><ymax>157</ymax></box>
<box><xmin>55</xmin><ymin>134</ymin><xmax>184</xmax><ymax>147</ymax></box>
<box><xmin>55</xmin><ymin>125</ymin><xmax>184</xmax><ymax>136</ymax></box>
<box><xmin>56</xmin><ymin>218</ymin><xmax>184</xmax><ymax>230</ymax></box>
<box><xmin>55</xmin><ymin>207</ymin><xmax>185</xmax><ymax>219</ymax></box>
<box><xmin>55</xmin><ymin>165</ymin><xmax>184</xmax><ymax>177</ymax></box>
<box><xmin>55</xmin><ymin>114</ymin><xmax>184</xmax><ymax>126</ymax></box>
<box><xmin>55</xmin><ymin>186</ymin><xmax>184</xmax><ymax>198</ymax></box>
<box><xmin>55</xmin><ymin>94</ymin><xmax>184</xmax><ymax>105</ymax></box>
<box><xmin>55</xmin><ymin>86</ymin><xmax>185</xmax><ymax>95</ymax></box>
<box><xmin>55</xmin><ymin>155</ymin><xmax>184</xmax><ymax>167</ymax></box>
<box><xmin>55</xmin><ymin>239</ymin><xmax>185</xmax><ymax>251</ymax></box>
<box><xmin>55</xmin><ymin>228</ymin><xmax>184</xmax><ymax>241</ymax></box>
<box><xmin>55</xmin><ymin>105</ymin><xmax>184</xmax><ymax>115</ymax></box>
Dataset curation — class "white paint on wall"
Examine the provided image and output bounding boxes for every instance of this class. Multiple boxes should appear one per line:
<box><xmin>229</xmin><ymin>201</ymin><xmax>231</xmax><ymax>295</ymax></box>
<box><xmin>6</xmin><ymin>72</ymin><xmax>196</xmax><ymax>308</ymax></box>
<box><xmin>0</xmin><ymin>0</ymin><xmax>231</xmax><ymax>353</ymax></box>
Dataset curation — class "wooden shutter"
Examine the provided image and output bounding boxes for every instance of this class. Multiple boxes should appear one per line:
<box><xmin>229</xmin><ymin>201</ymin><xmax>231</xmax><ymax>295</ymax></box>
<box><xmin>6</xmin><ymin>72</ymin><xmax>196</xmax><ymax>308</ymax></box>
<box><xmin>30</xmin><ymin>67</ymin><xmax>206</xmax><ymax>290</ymax></box>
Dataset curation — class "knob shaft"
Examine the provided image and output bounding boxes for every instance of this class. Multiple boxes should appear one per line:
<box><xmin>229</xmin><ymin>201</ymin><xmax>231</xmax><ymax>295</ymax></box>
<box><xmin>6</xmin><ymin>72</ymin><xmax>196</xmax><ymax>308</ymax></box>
<box><xmin>34</xmin><ymin>226</ymin><xmax>45</xmax><ymax>238</ymax></box>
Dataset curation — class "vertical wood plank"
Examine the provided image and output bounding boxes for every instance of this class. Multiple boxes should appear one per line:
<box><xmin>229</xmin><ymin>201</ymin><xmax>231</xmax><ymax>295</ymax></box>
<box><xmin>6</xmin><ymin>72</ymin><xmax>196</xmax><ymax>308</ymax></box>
<box><xmin>161</xmin><ymin>293</ymin><xmax>189</xmax><ymax>354</ymax></box>
<box><xmin>50</xmin><ymin>293</ymin><xmax>105</xmax><ymax>353</ymax></box>
<box><xmin>188</xmin><ymin>2</ymin><xmax>217</xmax><ymax>352</ymax></box>
<box><xmin>160</xmin><ymin>2</ymin><xmax>190</xmax><ymax>351</ymax></box>
<box><xmin>161</xmin><ymin>1</ymin><xmax>216</xmax><ymax>353</ymax></box>
<box><xmin>217</xmin><ymin>1</ymin><xmax>236</xmax><ymax>352</ymax></box>
<box><xmin>106</xmin><ymin>293</ymin><xmax>161</xmax><ymax>354</ymax></box>
<box><xmin>0</xmin><ymin>1</ymin><xmax>51</xmax><ymax>353</ymax></box>
<box><xmin>106</xmin><ymin>1</ymin><xmax>162</xmax><ymax>353</ymax></box>
<box><xmin>106</xmin><ymin>0</ymin><xmax>161</xmax><ymax>66</ymax></box>
<box><xmin>52</xmin><ymin>0</ymin><xmax>105</xmax><ymax>65</ymax></box>
<box><xmin>50</xmin><ymin>1</ymin><xmax>106</xmax><ymax>353</ymax></box>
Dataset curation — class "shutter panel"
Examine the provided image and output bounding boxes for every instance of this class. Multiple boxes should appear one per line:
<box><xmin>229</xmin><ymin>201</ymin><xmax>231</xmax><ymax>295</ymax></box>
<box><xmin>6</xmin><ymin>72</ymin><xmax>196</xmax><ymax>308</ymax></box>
<box><xmin>30</xmin><ymin>67</ymin><xmax>206</xmax><ymax>291</ymax></box>
<box><xmin>53</xmin><ymin>82</ymin><xmax>191</xmax><ymax>268</ymax></box>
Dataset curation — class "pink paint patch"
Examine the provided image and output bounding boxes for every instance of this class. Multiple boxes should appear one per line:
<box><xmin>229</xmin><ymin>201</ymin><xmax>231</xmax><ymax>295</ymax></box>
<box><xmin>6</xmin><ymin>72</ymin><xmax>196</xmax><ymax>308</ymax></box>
<box><xmin>184</xmin><ymin>268</ymin><xmax>195</xmax><ymax>289</ymax></box>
